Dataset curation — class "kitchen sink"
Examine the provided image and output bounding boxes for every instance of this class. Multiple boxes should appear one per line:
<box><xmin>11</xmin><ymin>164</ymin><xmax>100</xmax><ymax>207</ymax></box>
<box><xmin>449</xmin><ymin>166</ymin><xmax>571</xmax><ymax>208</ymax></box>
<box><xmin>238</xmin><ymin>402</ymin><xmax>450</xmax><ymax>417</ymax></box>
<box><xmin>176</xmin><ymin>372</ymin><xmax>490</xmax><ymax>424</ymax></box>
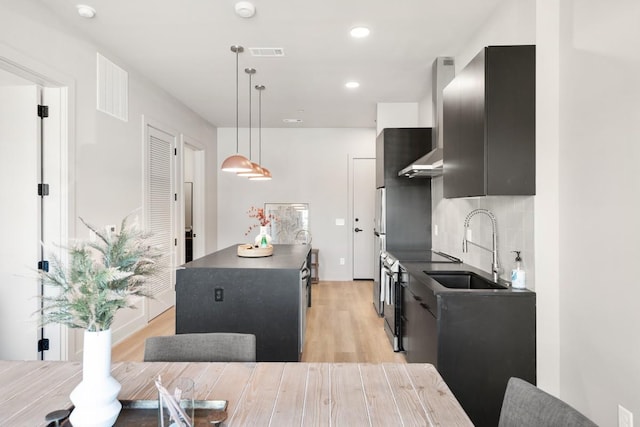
<box><xmin>425</xmin><ymin>271</ymin><xmax>508</xmax><ymax>290</ymax></box>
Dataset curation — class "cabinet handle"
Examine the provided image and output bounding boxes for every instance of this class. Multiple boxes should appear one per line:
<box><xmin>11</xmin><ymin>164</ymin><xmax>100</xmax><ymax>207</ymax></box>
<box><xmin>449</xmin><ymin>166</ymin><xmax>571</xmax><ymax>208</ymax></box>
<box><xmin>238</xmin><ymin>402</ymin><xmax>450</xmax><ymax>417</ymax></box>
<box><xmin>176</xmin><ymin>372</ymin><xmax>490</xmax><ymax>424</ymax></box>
<box><xmin>419</xmin><ymin>302</ymin><xmax>430</xmax><ymax>310</ymax></box>
<box><xmin>413</xmin><ymin>295</ymin><xmax>422</xmax><ymax>302</ymax></box>
<box><xmin>301</xmin><ymin>267</ymin><xmax>310</xmax><ymax>280</ymax></box>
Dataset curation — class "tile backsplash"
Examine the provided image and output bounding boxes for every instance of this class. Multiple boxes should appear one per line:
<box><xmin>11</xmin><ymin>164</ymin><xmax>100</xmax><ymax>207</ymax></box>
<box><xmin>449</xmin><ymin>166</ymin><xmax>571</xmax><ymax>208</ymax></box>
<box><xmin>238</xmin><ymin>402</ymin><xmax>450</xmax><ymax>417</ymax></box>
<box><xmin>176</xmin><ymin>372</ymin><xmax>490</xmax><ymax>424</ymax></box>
<box><xmin>431</xmin><ymin>176</ymin><xmax>535</xmax><ymax>289</ymax></box>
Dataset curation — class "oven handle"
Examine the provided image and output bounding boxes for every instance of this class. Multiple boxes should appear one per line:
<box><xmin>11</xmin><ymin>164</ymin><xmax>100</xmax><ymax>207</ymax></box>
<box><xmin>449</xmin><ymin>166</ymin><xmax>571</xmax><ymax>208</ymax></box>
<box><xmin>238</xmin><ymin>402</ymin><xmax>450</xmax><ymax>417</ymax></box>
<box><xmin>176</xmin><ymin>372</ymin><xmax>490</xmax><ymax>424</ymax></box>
<box><xmin>382</xmin><ymin>267</ymin><xmax>395</xmax><ymax>279</ymax></box>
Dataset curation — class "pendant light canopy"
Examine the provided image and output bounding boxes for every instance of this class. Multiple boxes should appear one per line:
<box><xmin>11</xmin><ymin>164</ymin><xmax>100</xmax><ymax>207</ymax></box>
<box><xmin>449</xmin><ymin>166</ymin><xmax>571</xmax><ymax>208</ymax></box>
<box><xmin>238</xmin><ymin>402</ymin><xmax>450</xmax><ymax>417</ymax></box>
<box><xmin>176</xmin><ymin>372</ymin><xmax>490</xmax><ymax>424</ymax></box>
<box><xmin>237</xmin><ymin>68</ymin><xmax>264</xmax><ymax>178</ymax></box>
<box><xmin>250</xmin><ymin>84</ymin><xmax>272</xmax><ymax>181</ymax></box>
<box><xmin>221</xmin><ymin>45</ymin><xmax>253</xmax><ymax>173</ymax></box>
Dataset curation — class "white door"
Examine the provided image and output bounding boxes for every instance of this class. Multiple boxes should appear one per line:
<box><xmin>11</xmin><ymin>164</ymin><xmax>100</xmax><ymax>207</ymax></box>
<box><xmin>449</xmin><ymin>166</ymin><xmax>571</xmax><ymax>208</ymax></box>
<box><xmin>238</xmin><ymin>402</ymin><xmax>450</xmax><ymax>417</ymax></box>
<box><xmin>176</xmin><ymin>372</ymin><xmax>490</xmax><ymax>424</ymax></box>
<box><xmin>144</xmin><ymin>122</ymin><xmax>177</xmax><ymax>319</ymax></box>
<box><xmin>0</xmin><ymin>71</ymin><xmax>65</xmax><ymax>360</ymax></box>
<box><xmin>352</xmin><ymin>158</ymin><xmax>376</xmax><ymax>279</ymax></box>
<box><xmin>0</xmin><ymin>80</ymin><xmax>39</xmax><ymax>360</ymax></box>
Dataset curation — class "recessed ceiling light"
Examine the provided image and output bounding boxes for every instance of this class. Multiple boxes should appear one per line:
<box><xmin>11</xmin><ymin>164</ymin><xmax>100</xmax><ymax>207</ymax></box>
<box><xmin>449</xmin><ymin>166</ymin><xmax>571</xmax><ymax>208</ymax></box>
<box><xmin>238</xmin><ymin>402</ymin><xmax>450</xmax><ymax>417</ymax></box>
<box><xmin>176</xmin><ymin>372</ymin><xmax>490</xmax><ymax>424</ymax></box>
<box><xmin>76</xmin><ymin>4</ymin><xmax>96</xmax><ymax>19</ymax></box>
<box><xmin>345</xmin><ymin>81</ymin><xmax>360</xmax><ymax>89</ymax></box>
<box><xmin>283</xmin><ymin>119</ymin><xmax>303</xmax><ymax>123</ymax></box>
<box><xmin>235</xmin><ymin>1</ymin><xmax>256</xmax><ymax>18</ymax></box>
<box><xmin>350</xmin><ymin>26</ymin><xmax>370</xmax><ymax>38</ymax></box>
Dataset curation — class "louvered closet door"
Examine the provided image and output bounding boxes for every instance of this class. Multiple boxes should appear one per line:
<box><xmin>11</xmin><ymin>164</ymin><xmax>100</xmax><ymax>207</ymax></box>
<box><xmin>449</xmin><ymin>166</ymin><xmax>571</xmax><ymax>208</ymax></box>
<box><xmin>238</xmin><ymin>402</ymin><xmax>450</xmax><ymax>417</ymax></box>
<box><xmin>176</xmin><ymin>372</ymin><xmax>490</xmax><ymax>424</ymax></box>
<box><xmin>145</xmin><ymin>124</ymin><xmax>176</xmax><ymax>319</ymax></box>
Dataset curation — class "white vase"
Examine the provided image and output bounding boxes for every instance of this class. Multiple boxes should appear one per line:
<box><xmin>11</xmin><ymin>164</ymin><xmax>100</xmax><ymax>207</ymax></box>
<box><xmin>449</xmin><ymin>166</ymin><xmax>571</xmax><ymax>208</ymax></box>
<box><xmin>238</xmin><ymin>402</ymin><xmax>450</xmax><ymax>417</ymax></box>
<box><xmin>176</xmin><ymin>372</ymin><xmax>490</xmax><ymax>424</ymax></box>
<box><xmin>69</xmin><ymin>329</ymin><xmax>122</xmax><ymax>427</ymax></box>
<box><xmin>254</xmin><ymin>225</ymin><xmax>272</xmax><ymax>247</ymax></box>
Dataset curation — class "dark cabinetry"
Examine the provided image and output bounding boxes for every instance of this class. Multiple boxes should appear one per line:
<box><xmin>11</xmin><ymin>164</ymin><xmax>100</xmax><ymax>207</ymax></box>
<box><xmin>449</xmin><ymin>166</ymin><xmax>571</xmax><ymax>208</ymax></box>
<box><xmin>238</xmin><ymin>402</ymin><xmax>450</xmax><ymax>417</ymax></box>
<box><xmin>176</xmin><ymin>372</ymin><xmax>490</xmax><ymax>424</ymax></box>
<box><xmin>404</xmin><ymin>270</ymin><xmax>536</xmax><ymax>427</ymax></box>
<box><xmin>443</xmin><ymin>45</ymin><xmax>535</xmax><ymax>198</ymax></box>
<box><xmin>403</xmin><ymin>275</ymin><xmax>437</xmax><ymax>364</ymax></box>
<box><xmin>376</xmin><ymin>128</ymin><xmax>432</xmax><ymax>189</ymax></box>
<box><xmin>376</xmin><ymin>128</ymin><xmax>433</xmax><ymax>251</ymax></box>
<box><xmin>176</xmin><ymin>244</ymin><xmax>310</xmax><ymax>362</ymax></box>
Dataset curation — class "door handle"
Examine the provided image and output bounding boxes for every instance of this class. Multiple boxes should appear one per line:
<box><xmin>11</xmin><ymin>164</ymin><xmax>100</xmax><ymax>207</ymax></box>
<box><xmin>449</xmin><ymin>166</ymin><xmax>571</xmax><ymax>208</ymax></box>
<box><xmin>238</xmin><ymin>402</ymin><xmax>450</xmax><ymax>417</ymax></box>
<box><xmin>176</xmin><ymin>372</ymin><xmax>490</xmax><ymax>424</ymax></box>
<box><xmin>354</xmin><ymin>227</ymin><xmax>363</xmax><ymax>232</ymax></box>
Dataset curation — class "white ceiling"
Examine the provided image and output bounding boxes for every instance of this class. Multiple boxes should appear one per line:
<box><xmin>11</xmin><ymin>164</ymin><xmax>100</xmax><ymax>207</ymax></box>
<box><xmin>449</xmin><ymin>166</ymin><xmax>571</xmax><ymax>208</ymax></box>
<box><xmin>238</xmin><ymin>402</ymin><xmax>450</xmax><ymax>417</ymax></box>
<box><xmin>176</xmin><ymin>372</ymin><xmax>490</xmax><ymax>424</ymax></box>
<box><xmin>37</xmin><ymin>0</ymin><xmax>503</xmax><ymax>128</ymax></box>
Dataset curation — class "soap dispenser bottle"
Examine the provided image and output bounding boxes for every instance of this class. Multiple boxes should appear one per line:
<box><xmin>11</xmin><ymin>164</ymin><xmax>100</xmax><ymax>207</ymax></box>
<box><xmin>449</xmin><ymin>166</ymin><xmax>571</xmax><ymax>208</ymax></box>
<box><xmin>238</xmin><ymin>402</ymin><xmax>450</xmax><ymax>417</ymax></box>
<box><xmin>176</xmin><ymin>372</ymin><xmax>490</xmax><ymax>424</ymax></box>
<box><xmin>511</xmin><ymin>251</ymin><xmax>526</xmax><ymax>289</ymax></box>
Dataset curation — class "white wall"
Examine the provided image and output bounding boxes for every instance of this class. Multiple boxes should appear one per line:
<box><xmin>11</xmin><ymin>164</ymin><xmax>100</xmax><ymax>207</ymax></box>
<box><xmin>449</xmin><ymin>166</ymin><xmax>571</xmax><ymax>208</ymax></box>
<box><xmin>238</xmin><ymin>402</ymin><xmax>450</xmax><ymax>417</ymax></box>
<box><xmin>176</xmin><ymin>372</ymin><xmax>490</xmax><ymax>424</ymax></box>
<box><xmin>376</xmin><ymin>103</ymin><xmax>419</xmax><ymax>135</ymax></box>
<box><xmin>556</xmin><ymin>1</ymin><xmax>640</xmax><ymax>424</ymax></box>
<box><xmin>0</xmin><ymin>0</ymin><xmax>218</xmax><ymax>357</ymax></box>
<box><xmin>535</xmin><ymin>0</ymin><xmax>562</xmax><ymax>398</ymax></box>
<box><xmin>217</xmin><ymin>127</ymin><xmax>375</xmax><ymax>280</ymax></box>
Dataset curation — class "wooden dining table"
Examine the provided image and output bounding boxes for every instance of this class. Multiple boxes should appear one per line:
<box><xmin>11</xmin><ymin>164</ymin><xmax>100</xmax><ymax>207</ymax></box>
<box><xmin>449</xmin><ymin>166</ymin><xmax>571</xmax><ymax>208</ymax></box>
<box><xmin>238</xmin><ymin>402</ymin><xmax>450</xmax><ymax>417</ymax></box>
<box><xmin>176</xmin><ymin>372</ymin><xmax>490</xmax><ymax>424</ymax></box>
<box><xmin>0</xmin><ymin>360</ymin><xmax>473</xmax><ymax>426</ymax></box>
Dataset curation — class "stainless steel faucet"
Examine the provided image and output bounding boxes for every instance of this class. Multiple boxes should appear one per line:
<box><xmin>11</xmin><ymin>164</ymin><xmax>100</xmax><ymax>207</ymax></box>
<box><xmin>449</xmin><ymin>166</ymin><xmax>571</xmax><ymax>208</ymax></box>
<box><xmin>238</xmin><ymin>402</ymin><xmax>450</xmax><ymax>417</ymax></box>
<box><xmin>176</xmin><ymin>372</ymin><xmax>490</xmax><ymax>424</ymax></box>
<box><xmin>462</xmin><ymin>209</ymin><xmax>500</xmax><ymax>282</ymax></box>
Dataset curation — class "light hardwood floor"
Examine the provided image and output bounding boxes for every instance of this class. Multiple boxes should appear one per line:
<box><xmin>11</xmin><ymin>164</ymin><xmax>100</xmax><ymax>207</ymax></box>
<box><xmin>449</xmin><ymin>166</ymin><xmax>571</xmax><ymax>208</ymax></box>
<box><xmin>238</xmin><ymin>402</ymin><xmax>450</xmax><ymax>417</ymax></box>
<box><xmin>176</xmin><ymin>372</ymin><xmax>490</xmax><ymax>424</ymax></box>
<box><xmin>112</xmin><ymin>280</ymin><xmax>406</xmax><ymax>363</ymax></box>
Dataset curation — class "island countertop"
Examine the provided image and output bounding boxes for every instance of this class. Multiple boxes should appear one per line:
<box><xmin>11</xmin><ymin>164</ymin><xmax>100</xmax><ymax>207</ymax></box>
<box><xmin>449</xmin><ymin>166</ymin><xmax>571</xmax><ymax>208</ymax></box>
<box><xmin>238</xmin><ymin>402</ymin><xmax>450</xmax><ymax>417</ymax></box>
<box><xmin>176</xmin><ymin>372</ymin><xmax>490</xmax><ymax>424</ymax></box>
<box><xmin>184</xmin><ymin>243</ymin><xmax>311</xmax><ymax>270</ymax></box>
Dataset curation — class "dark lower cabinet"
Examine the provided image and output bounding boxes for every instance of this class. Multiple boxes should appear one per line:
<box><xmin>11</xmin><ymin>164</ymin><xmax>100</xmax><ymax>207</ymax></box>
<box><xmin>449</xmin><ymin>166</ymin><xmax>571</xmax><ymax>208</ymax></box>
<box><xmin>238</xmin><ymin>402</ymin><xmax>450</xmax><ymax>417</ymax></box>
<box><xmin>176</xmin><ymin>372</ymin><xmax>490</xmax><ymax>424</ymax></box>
<box><xmin>404</xmin><ymin>280</ymin><xmax>437</xmax><ymax>365</ymax></box>
<box><xmin>404</xmin><ymin>273</ymin><xmax>536</xmax><ymax>427</ymax></box>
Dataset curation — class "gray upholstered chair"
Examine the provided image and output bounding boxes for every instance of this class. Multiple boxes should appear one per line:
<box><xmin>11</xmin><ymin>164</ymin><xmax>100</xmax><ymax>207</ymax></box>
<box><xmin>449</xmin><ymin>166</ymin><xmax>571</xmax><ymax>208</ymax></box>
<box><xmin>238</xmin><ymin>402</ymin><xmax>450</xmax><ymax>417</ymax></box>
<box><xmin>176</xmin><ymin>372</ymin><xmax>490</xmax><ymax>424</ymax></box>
<box><xmin>143</xmin><ymin>332</ymin><xmax>256</xmax><ymax>362</ymax></box>
<box><xmin>498</xmin><ymin>377</ymin><xmax>598</xmax><ymax>427</ymax></box>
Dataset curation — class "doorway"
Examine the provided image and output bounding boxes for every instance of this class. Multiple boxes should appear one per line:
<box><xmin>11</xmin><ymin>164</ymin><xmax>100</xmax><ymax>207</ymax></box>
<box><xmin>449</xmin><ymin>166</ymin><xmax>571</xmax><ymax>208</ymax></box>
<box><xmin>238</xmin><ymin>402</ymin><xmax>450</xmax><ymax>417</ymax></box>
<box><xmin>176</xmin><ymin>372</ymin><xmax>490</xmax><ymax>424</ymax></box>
<box><xmin>181</xmin><ymin>137</ymin><xmax>205</xmax><ymax>262</ymax></box>
<box><xmin>352</xmin><ymin>158</ymin><xmax>375</xmax><ymax>279</ymax></box>
<box><xmin>0</xmin><ymin>65</ymin><xmax>67</xmax><ymax>361</ymax></box>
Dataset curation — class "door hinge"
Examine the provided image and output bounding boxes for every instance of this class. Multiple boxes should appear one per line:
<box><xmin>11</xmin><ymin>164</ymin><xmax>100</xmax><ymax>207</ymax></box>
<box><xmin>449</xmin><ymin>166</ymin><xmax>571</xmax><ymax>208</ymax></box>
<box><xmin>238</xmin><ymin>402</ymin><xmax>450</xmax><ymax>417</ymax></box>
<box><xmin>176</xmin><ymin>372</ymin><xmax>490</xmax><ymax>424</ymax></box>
<box><xmin>37</xmin><ymin>104</ymin><xmax>49</xmax><ymax>118</ymax></box>
<box><xmin>38</xmin><ymin>338</ymin><xmax>50</xmax><ymax>352</ymax></box>
<box><xmin>38</xmin><ymin>183</ymin><xmax>50</xmax><ymax>196</ymax></box>
<box><xmin>38</xmin><ymin>260</ymin><xmax>49</xmax><ymax>272</ymax></box>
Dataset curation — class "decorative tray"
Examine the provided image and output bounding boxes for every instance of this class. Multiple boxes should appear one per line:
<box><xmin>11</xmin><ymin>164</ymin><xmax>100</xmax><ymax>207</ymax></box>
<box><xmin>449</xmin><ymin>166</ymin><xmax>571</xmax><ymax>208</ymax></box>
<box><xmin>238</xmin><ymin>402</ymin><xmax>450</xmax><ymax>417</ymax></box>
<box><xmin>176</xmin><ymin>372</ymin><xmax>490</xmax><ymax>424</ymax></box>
<box><xmin>49</xmin><ymin>399</ymin><xmax>228</xmax><ymax>426</ymax></box>
<box><xmin>237</xmin><ymin>243</ymin><xmax>273</xmax><ymax>257</ymax></box>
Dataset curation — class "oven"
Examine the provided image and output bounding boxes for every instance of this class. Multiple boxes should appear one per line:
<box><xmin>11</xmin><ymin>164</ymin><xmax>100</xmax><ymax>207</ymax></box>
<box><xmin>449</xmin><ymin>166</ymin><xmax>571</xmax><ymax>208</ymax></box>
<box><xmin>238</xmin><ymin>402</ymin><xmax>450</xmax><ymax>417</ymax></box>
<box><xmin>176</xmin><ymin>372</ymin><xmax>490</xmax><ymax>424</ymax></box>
<box><xmin>382</xmin><ymin>253</ymin><xmax>405</xmax><ymax>351</ymax></box>
<box><xmin>382</xmin><ymin>250</ymin><xmax>461</xmax><ymax>352</ymax></box>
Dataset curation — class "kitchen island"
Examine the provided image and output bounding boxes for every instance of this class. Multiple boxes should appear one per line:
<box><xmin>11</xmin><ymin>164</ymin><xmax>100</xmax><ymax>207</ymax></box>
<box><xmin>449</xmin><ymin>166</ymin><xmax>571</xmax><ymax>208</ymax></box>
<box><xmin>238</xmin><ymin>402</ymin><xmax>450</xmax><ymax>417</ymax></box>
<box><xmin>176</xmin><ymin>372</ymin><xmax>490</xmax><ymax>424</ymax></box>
<box><xmin>176</xmin><ymin>244</ymin><xmax>311</xmax><ymax>362</ymax></box>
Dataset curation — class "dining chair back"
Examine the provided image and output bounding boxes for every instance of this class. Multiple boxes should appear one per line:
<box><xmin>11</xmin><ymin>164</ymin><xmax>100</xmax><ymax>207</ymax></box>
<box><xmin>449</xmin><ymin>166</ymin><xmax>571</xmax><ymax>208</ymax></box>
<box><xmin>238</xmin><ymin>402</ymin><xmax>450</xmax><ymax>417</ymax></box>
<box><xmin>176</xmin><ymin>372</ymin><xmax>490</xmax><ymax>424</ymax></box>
<box><xmin>143</xmin><ymin>332</ymin><xmax>256</xmax><ymax>362</ymax></box>
<box><xmin>498</xmin><ymin>377</ymin><xmax>598</xmax><ymax>427</ymax></box>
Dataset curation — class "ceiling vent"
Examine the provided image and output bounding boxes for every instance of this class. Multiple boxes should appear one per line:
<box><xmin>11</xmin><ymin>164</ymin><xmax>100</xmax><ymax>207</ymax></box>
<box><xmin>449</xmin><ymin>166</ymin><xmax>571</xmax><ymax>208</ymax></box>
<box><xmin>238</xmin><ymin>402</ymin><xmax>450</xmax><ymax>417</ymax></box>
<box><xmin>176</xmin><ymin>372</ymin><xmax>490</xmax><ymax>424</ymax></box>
<box><xmin>249</xmin><ymin>47</ymin><xmax>285</xmax><ymax>57</ymax></box>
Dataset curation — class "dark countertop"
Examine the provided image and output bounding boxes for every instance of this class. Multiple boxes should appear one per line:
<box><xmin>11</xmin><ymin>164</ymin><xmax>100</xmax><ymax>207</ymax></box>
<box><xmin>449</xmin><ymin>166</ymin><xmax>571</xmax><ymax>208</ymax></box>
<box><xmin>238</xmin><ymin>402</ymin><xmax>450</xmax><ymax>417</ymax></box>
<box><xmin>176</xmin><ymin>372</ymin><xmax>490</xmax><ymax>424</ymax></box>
<box><xmin>183</xmin><ymin>244</ymin><xmax>311</xmax><ymax>270</ymax></box>
<box><xmin>385</xmin><ymin>249</ymin><xmax>462</xmax><ymax>263</ymax></box>
<box><xmin>400</xmin><ymin>258</ymin><xmax>534</xmax><ymax>297</ymax></box>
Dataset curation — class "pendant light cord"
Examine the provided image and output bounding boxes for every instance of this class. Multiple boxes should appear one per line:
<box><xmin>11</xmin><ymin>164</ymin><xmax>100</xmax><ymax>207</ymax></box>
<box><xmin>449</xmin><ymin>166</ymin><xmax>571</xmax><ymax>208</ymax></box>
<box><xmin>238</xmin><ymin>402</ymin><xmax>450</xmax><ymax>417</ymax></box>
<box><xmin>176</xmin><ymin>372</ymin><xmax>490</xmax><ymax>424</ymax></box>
<box><xmin>235</xmin><ymin>48</ymin><xmax>239</xmax><ymax>153</ymax></box>
<box><xmin>248</xmin><ymin>70</ymin><xmax>252</xmax><ymax>160</ymax></box>
<box><xmin>258</xmin><ymin>86</ymin><xmax>262</xmax><ymax>164</ymax></box>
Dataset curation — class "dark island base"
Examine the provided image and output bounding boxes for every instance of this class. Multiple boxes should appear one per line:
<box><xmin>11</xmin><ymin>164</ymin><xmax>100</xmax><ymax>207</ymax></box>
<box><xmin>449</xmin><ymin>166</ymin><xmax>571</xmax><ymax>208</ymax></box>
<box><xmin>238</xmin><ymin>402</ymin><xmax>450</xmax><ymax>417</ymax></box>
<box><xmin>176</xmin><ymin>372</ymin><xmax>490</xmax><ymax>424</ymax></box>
<box><xmin>176</xmin><ymin>244</ymin><xmax>311</xmax><ymax>362</ymax></box>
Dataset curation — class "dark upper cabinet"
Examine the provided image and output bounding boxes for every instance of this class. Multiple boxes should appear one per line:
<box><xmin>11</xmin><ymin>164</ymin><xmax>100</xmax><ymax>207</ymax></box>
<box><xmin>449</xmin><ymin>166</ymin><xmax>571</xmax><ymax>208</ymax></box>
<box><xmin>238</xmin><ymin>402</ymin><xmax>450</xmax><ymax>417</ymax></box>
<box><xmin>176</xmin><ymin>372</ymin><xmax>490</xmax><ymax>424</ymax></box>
<box><xmin>375</xmin><ymin>128</ymin><xmax>432</xmax><ymax>189</ymax></box>
<box><xmin>443</xmin><ymin>45</ymin><xmax>535</xmax><ymax>198</ymax></box>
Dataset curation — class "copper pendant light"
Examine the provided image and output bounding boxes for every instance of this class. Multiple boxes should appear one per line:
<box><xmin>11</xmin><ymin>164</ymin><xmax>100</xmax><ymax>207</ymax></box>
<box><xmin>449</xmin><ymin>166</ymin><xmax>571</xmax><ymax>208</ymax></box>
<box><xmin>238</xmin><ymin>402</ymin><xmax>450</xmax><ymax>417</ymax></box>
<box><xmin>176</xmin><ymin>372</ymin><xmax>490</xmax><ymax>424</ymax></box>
<box><xmin>221</xmin><ymin>45</ymin><xmax>252</xmax><ymax>173</ymax></box>
<box><xmin>250</xmin><ymin>84</ymin><xmax>272</xmax><ymax>181</ymax></box>
<box><xmin>237</xmin><ymin>68</ymin><xmax>264</xmax><ymax>178</ymax></box>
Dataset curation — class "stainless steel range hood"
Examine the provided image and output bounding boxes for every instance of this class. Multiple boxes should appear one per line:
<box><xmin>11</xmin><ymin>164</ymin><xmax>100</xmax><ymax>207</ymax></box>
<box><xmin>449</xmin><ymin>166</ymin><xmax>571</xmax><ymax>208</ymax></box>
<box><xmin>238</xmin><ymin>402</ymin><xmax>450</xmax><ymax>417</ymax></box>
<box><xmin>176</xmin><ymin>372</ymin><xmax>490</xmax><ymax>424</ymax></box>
<box><xmin>398</xmin><ymin>148</ymin><xmax>443</xmax><ymax>177</ymax></box>
<box><xmin>399</xmin><ymin>57</ymin><xmax>455</xmax><ymax>178</ymax></box>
